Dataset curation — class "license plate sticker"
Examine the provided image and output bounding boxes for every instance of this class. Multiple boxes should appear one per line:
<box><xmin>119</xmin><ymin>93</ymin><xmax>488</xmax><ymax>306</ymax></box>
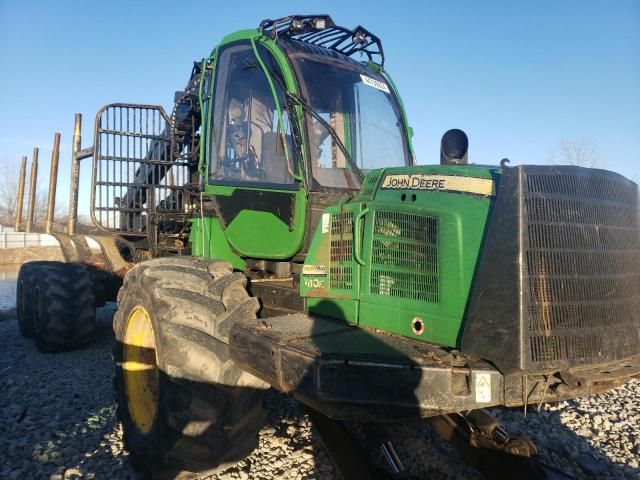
<box><xmin>360</xmin><ymin>74</ymin><xmax>390</xmax><ymax>93</ymax></box>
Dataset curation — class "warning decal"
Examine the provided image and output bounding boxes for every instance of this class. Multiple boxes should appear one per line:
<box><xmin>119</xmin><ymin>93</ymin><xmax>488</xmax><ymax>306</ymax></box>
<box><xmin>474</xmin><ymin>373</ymin><xmax>492</xmax><ymax>403</ymax></box>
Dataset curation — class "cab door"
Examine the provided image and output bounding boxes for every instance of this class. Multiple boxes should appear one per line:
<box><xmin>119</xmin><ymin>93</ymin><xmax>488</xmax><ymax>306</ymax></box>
<box><xmin>204</xmin><ymin>41</ymin><xmax>306</xmax><ymax>259</ymax></box>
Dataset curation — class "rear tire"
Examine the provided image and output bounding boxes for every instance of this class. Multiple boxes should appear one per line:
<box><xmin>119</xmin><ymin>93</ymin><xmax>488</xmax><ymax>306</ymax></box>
<box><xmin>16</xmin><ymin>261</ymin><xmax>52</xmax><ymax>338</ymax></box>
<box><xmin>113</xmin><ymin>257</ymin><xmax>268</xmax><ymax>479</ymax></box>
<box><xmin>32</xmin><ymin>262</ymin><xmax>97</xmax><ymax>353</ymax></box>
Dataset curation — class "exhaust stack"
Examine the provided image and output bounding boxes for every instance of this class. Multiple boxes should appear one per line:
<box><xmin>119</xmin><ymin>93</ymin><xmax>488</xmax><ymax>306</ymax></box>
<box><xmin>440</xmin><ymin>129</ymin><xmax>469</xmax><ymax>165</ymax></box>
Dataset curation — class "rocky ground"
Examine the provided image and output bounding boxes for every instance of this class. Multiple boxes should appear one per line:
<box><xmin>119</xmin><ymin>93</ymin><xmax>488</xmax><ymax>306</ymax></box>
<box><xmin>1</xmin><ymin>305</ymin><xmax>639</xmax><ymax>480</ymax></box>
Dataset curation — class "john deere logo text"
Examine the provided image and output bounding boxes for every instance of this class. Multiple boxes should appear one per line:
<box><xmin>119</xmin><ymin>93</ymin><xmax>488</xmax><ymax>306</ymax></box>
<box><xmin>381</xmin><ymin>174</ymin><xmax>495</xmax><ymax>196</ymax></box>
<box><xmin>382</xmin><ymin>175</ymin><xmax>445</xmax><ymax>190</ymax></box>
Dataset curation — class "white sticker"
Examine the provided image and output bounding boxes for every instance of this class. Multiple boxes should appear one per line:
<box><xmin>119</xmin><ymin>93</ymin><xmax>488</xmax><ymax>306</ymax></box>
<box><xmin>321</xmin><ymin>213</ymin><xmax>330</xmax><ymax>234</ymax></box>
<box><xmin>360</xmin><ymin>74</ymin><xmax>390</xmax><ymax>93</ymax></box>
<box><xmin>302</xmin><ymin>265</ymin><xmax>327</xmax><ymax>276</ymax></box>
<box><xmin>475</xmin><ymin>373</ymin><xmax>492</xmax><ymax>403</ymax></box>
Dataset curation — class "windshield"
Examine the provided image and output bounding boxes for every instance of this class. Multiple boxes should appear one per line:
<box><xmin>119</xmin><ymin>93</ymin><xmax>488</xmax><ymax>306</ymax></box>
<box><xmin>287</xmin><ymin>48</ymin><xmax>411</xmax><ymax>190</ymax></box>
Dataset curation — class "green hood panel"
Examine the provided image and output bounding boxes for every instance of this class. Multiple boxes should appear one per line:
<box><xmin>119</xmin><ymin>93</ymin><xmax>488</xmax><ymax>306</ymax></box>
<box><xmin>302</xmin><ymin>165</ymin><xmax>501</xmax><ymax>348</ymax></box>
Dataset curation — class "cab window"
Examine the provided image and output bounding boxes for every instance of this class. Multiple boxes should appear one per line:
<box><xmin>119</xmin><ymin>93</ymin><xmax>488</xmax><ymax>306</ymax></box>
<box><xmin>209</xmin><ymin>43</ymin><xmax>295</xmax><ymax>185</ymax></box>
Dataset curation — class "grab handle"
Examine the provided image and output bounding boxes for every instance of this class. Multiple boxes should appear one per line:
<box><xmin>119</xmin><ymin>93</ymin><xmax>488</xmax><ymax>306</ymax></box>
<box><xmin>353</xmin><ymin>207</ymin><xmax>369</xmax><ymax>266</ymax></box>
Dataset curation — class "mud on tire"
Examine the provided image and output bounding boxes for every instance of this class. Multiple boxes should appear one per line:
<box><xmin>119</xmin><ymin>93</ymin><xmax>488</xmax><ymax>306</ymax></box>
<box><xmin>113</xmin><ymin>257</ymin><xmax>268</xmax><ymax>479</ymax></box>
<box><xmin>32</xmin><ymin>262</ymin><xmax>97</xmax><ymax>352</ymax></box>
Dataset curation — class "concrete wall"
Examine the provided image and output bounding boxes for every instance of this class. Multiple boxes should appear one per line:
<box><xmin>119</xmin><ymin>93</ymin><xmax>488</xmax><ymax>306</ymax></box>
<box><xmin>0</xmin><ymin>224</ymin><xmax>102</xmax><ymax>250</ymax></box>
<box><xmin>0</xmin><ymin>224</ymin><xmax>59</xmax><ymax>248</ymax></box>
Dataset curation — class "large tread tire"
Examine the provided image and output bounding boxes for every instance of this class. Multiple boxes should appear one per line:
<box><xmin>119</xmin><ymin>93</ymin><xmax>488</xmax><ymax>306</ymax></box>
<box><xmin>113</xmin><ymin>257</ymin><xmax>268</xmax><ymax>479</ymax></box>
<box><xmin>32</xmin><ymin>262</ymin><xmax>97</xmax><ymax>353</ymax></box>
<box><xmin>16</xmin><ymin>261</ymin><xmax>53</xmax><ymax>338</ymax></box>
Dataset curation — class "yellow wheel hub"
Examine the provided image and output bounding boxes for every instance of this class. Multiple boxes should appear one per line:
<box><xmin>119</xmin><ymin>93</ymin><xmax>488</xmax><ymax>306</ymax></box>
<box><xmin>123</xmin><ymin>306</ymin><xmax>159</xmax><ymax>434</ymax></box>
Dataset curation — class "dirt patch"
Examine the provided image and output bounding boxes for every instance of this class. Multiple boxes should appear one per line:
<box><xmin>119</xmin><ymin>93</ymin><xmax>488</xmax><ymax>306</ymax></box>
<box><xmin>0</xmin><ymin>246</ymin><xmax>64</xmax><ymax>265</ymax></box>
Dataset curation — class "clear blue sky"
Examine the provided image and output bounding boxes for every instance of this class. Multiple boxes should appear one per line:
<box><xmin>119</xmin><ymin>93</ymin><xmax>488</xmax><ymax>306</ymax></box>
<box><xmin>1</xmin><ymin>1</ymin><xmax>639</xmax><ymax>216</ymax></box>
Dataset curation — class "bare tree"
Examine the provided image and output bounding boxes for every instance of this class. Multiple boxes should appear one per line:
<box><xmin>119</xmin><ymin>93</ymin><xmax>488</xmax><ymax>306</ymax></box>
<box><xmin>0</xmin><ymin>158</ymin><xmax>21</xmax><ymax>224</ymax></box>
<box><xmin>548</xmin><ymin>137</ymin><xmax>603</xmax><ymax>168</ymax></box>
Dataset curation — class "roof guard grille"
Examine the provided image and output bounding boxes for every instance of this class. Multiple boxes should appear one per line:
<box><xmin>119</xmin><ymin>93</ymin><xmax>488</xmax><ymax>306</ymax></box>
<box><xmin>259</xmin><ymin>15</ymin><xmax>385</xmax><ymax>66</ymax></box>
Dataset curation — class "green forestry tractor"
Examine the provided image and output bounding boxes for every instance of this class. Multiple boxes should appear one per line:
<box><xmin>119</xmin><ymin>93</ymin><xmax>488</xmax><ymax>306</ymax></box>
<box><xmin>15</xmin><ymin>14</ymin><xmax>640</xmax><ymax>480</ymax></box>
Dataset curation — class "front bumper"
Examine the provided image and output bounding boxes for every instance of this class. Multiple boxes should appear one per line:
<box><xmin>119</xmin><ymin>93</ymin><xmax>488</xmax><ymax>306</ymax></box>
<box><xmin>230</xmin><ymin>314</ymin><xmax>640</xmax><ymax>422</ymax></box>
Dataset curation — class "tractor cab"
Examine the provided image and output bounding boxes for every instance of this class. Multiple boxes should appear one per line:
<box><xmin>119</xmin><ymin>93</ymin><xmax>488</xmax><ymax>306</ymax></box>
<box><xmin>205</xmin><ymin>16</ymin><xmax>413</xmax><ymax>191</ymax></box>
<box><xmin>196</xmin><ymin>16</ymin><xmax>414</xmax><ymax>263</ymax></box>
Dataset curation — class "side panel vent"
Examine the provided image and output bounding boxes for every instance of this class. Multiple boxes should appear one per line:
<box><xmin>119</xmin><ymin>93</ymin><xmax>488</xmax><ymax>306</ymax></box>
<box><xmin>353</xmin><ymin>171</ymin><xmax>381</xmax><ymax>201</ymax></box>
<box><xmin>369</xmin><ymin>211</ymin><xmax>438</xmax><ymax>302</ymax></box>
<box><xmin>329</xmin><ymin>212</ymin><xmax>354</xmax><ymax>291</ymax></box>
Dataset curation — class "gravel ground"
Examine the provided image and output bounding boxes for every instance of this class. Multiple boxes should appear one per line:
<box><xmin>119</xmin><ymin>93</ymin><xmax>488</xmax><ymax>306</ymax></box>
<box><xmin>1</xmin><ymin>305</ymin><xmax>639</xmax><ymax>480</ymax></box>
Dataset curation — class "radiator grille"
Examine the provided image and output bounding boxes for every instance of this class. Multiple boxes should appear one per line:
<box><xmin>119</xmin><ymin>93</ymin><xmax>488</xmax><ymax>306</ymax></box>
<box><xmin>329</xmin><ymin>212</ymin><xmax>354</xmax><ymax>291</ymax></box>
<box><xmin>526</xmin><ymin>173</ymin><xmax>637</xmax><ymax>203</ymax></box>
<box><xmin>369</xmin><ymin>211</ymin><xmax>438</xmax><ymax>302</ymax></box>
<box><xmin>523</xmin><ymin>171</ymin><xmax>640</xmax><ymax>368</ymax></box>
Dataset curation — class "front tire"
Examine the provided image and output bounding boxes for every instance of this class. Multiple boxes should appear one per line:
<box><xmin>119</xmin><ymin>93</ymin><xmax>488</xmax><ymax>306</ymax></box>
<box><xmin>113</xmin><ymin>257</ymin><xmax>268</xmax><ymax>479</ymax></box>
